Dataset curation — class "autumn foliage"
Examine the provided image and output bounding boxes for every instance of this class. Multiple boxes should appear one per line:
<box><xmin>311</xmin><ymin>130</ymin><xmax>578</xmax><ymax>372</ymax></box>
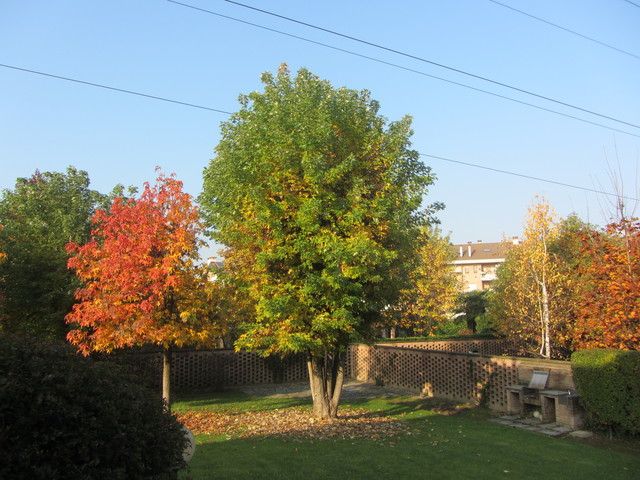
<box><xmin>489</xmin><ymin>198</ymin><xmax>576</xmax><ymax>359</ymax></box>
<box><xmin>491</xmin><ymin>195</ymin><xmax>640</xmax><ymax>357</ymax></box>
<box><xmin>66</xmin><ymin>172</ymin><xmax>223</xmax><ymax>403</ymax></box>
<box><xmin>574</xmin><ymin>218</ymin><xmax>640</xmax><ymax>350</ymax></box>
<box><xmin>384</xmin><ymin>227</ymin><xmax>458</xmax><ymax>335</ymax></box>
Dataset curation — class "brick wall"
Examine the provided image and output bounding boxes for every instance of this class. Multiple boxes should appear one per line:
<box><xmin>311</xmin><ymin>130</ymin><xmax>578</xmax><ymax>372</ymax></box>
<box><xmin>345</xmin><ymin>344</ymin><xmax>575</xmax><ymax>412</ymax></box>
<box><xmin>117</xmin><ymin>341</ymin><xmax>575</xmax><ymax>413</ymax></box>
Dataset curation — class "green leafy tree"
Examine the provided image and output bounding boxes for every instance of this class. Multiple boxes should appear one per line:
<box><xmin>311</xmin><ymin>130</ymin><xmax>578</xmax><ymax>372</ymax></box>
<box><xmin>200</xmin><ymin>65</ymin><xmax>434</xmax><ymax>418</ymax></box>
<box><xmin>0</xmin><ymin>167</ymin><xmax>108</xmax><ymax>339</ymax></box>
<box><xmin>455</xmin><ymin>290</ymin><xmax>489</xmax><ymax>334</ymax></box>
<box><xmin>0</xmin><ymin>225</ymin><xmax>6</xmax><ymax>264</ymax></box>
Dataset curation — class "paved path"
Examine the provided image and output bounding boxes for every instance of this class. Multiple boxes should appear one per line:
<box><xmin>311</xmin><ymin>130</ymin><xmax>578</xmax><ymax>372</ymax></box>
<box><xmin>489</xmin><ymin>415</ymin><xmax>593</xmax><ymax>438</ymax></box>
<box><xmin>237</xmin><ymin>380</ymin><xmax>418</xmax><ymax>399</ymax></box>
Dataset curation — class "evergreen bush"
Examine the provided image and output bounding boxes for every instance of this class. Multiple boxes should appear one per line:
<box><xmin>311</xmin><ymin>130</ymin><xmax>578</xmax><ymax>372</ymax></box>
<box><xmin>571</xmin><ymin>349</ymin><xmax>640</xmax><ymax>435</ymax></box>
<box><xmin>0</xmin><ymin>335</ymin><xmax>188</xmax><ymax>479</ymax></box>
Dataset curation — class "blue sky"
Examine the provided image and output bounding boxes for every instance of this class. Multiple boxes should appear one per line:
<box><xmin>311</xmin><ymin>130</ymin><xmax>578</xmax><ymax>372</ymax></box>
<box><xmin>2</xmin><ymin>0</ymin><xmax>639</xmax><ymax>258</ymax></box>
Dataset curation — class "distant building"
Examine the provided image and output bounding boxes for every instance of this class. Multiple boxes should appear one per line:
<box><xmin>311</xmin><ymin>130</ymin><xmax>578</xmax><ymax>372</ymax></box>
<box><xmin>207</xmin><ymin>257</ymin><xmax>224</xmax><ymax>269</ymax></box>
<box><xmin>450</xmin><ymin>238</ymin><xmax>519</xmax><ymax>292</ymax></box>
<box><xmin>206</xmin><ymin>257</ymin><xmax>224</xmax><ymax>281</ymax></box>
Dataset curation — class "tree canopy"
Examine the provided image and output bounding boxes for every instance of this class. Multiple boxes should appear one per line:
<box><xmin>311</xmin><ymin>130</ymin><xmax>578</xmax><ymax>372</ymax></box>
<box><xmin>574</xmin><ymin>218</ymin><xmax>640</xmax><ymax>350</ymax></box>
<box><xmin>200</xmin><ymin>65</ymin><xmax>434</xmax><ymax>417</ymax></box>
<box><xmin>455</xmin><ymin>290</ymin><xmax>489</xmax><ymax>334</ymax></box>
<box><xmin>66</xmin><ymin>171</ymin><xmax>224</xmax><ymax>404</ymax></box>
<box><xmin>383</xmin><ymin>227</ymin><xmax>458</xmax><ymax>336</ymax></box>
<box><xmin>489</xmin><ymin>198</ymin><xmax>576</xmax><ymax>359</ymax></box>
<box><xmin>0</xmin><ymin>167</ymin><xmax>107</xmax><ymax>339</ymax></box>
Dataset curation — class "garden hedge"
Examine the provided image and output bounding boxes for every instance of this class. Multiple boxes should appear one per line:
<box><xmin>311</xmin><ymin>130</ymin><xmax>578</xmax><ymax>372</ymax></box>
<box><xmin>571</xmin><ymin>349</ymin><xmax>640</xmax><ymax>435</ymax></box>
<box><xmin>0</xmin><ymin>335</ymin><xmax>188</xmax><ymax>479</ymax></box>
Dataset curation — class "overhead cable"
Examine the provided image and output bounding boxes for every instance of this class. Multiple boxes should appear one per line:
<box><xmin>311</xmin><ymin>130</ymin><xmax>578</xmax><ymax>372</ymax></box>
<box><xmin>1</xmin><ymin>65</ymin><xmax>636</xmax><ymax>201</ymax></box>
<box><xmin>0</xmin><ymin>63</ymin><xmax>233</xmax><ymax>115</ymax></box>
<box><xmin>165</xmin><ymin>1</ymin><xmax>640</xmax><ymax>139</ymax></box>
<box><xmin>209</xmin><ymin>0</ymin><xmax>640</xmax><ymax>131</ymax></box>
<box><xmin>488</xmin><ymin>0</ymin><xmax>640</xmax><ymax>61</ymax></box>
<box><xmin>422</xmin><ymin>153</ymin><xmax>639</xmax><ymax>203</ymax></box>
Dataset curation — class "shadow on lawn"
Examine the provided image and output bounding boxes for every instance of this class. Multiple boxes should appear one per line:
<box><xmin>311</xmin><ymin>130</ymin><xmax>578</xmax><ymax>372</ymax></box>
<box><xmin>342</xmin><ymin>395</ymin><xmax>481</xmax><ymax>419</ymax></box>
<box><xmin>174</xmin><ymin>389</ymin><xmax>311</xmax><ymax>412</ymax></box>
<box><xmin>176</xmin><ymin>388</ymin><xmax>483</xmax><ymax>420</ymax></box>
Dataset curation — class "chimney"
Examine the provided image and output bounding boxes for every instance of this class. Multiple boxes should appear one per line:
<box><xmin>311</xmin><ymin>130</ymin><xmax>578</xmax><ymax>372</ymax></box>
<box><xmin>477</xmin><ymin>240</ymin><xmax>482</xmax><ymax>243</ymax></box>
<box><xmin>467</xmin><ymin>245</ymin><xmax>472</xmax><ymax>257</ymax></box>
<box><xmin>459</xmin><ymin>246</ymin><xmax>463</xmax><ymax>257</ymax></box>
<box><xmin>512</xmin><ymin>236</ymin><xmax>520</xmax><ymax>245</ymax></box>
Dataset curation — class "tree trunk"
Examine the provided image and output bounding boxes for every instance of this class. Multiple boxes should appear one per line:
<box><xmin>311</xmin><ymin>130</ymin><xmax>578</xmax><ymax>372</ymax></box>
<box><xmin>307</xmin><ymin>349</ymin><xmax>346</xmax><ymax>419</ymax></box>
<box><xmin>466</xmin><ymin>317</ymin><xmax>477</xmax><ymax>334</ymax></box>
<box><xmin>163</xmin><ymin>345</ymin><xmax>172</xmax><ymax>410</ymax></box>
<box><xmin>541</xmin><ymin>282</ymin><xmax>551</xmax><ymax>359</ymax></box>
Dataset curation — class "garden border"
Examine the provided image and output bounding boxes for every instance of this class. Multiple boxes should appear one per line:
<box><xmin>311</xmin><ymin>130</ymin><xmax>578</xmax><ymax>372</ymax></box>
<box><xmin>116</xmin><ymin>340</ymin><xmax>577</xmax><ymax>414</ymax></box>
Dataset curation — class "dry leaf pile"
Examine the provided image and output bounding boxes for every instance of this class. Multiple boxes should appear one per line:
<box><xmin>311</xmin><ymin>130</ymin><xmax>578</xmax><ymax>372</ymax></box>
<box><xmin>177</xmin><ymin>407</ymin><xmax>410</xmax><ymax>441</ymax></box>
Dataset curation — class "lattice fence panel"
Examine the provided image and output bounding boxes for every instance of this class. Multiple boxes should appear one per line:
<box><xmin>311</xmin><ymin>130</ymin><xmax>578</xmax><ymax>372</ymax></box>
<box><xmin>379</xmin><ymin>339</ymin><xmax>513</xmax><ymax>355</ymax></box>
<box><xmin>115</xmin><ymin>342</ymin><xmax>571</xmax><ymax>410</ymax></box>
<box><xmin>172</xmin><ymin>350</ymin><xmax>231</xmax><ymax>391</ymax></box>
<box><xmin>345</xmin><ymin>344</ymin><xmax>374</xmax><ymax>383</ymax></box>
<box><xmin>346</xmin><ymin>345</ymin><xmax>547</xmax><ymax>409</ymax></box>
<box><xmin>112</xmin><ymin>349</ymin><xmax>308</xmax><ymax>392</ymax></box>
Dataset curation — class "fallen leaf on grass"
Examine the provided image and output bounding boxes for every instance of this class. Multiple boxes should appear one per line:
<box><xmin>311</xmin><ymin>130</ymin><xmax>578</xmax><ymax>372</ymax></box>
<box><xmin>177</xmin><ymin>407</ymin><xmax>410</xmax><ymax>441</ymax></box>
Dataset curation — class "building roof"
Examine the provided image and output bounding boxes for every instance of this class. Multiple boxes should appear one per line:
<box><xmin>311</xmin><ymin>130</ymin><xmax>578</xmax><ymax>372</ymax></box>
<box><xmin>207</xmin><ymin>257</ymin><xmax>224</xmax><ymax>269</ymax></box>
<box><xmin>450</xmin><ymin>239</ymin><xmax>517</xmax><ymax>264</ymax></box>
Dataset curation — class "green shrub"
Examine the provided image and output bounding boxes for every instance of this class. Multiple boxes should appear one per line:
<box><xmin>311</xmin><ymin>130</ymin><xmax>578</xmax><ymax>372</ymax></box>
<box><xmin>571</xmin><ymin>349</ymin><xmax>640</xmax><ymax>435</ymax></box>
<box><xmin>474</xmin><ymin>314</ymin><xmax>497</xmax><ymax>335</ymax></box>
<box><xmin>0</xmin><ymin>335</ymin><xmax>188</xmax><ymax>479</ymax></box>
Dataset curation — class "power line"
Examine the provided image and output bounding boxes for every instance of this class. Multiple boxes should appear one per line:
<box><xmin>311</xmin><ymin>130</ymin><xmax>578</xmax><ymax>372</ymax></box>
<box><xmin>165</xmin><ymin>1</ymin><xmax>640</xmax><ymax>140</ymax></box>
<box><xmin>422</xmin><ymin>153</ymin><xmax>639</xmax><ymax>202</ymax></box>
<box><xmin>1</xmin><ymin>64</ymin><xmax>636</xmax><ymax>201</ymax></box>
<box><xmin>0</xmin><ymin>63</ymin><xmax>233</xmax><ymax>115</ymax></box>
<box><xmin>213</xmin><ymin>0</ymin><xmax>640</xmax><ymax>131</ymax></box>
<box><xmin>488</xmin><ymin>0</ymin><xmax>640</xmax><ymax>61</ymax></box>
<box><xmin>623</xmin><ymin>0</ymin><xmax>640</xmax><ymax>8</ymax></box>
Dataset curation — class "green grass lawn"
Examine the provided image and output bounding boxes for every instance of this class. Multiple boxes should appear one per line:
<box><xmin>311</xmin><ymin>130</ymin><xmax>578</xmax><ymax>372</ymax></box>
<box><xmin>174</xmin><ymin>390</ymin><xmax>640</xmax><ymax>480</ymax></box>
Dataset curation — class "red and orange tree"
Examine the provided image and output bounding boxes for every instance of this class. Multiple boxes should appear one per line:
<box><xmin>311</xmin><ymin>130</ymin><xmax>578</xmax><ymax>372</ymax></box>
<box><xmin>66</xmin><ymin>172</ymin><xmax>224</xmax><ymax>405</ymax></box>
<box><xmin>574</xmin><ymin>218</ymin><xmax>640</xmax><ymax>350</ymax></box>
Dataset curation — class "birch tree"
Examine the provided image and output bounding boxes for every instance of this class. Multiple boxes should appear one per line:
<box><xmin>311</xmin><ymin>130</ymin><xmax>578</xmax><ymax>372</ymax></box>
<box><xmin>490</xmin><ymin>198</ymin><xmax>574</xmax><ymax>359</ymax></box>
